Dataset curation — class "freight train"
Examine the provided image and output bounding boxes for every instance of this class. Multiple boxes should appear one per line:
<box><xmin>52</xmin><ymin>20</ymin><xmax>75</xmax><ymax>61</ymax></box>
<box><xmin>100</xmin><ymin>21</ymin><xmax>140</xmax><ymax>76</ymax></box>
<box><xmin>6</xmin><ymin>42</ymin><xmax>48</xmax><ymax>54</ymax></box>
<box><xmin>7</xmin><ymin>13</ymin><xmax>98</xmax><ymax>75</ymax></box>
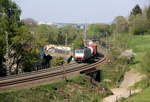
<box><xmin>74</xmin><ymin>40</ymin><xmax>98</xmax><ymax>63</ymax></box>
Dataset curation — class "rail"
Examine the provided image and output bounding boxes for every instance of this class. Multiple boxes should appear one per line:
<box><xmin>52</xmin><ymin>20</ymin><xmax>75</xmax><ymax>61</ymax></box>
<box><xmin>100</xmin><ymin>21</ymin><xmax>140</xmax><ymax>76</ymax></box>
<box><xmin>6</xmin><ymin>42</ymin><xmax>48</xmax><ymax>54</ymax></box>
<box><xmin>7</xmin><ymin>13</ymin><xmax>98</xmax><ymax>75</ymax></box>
<box><xmin>0</xmin><ymin>55</ymin><xmax>107</xmax><ymax>91</ymax></box>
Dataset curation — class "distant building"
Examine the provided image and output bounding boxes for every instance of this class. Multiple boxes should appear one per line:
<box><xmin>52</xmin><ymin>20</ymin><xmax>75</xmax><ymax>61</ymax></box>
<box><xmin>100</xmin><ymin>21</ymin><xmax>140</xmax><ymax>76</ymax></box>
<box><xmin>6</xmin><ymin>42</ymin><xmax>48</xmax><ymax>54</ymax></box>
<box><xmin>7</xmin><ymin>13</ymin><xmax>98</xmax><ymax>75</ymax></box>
<box><xmin>38</xmin><ymin>21</ymin><xmax>54</xmax><ymax>25</ymax></box>
<box><xmin>75</xmin><ymin>24</ymin><xmax>87</xmax><ymax>29</ymax></box>
<box><xmin>53</xmin><ymin>23</ymin><xmax>69</xmax><ymax>28</ymax></box>
<box><xmin>37</xmin><ymin>21</ymin><xmax>89</xmax><ymax>29</ymax></box>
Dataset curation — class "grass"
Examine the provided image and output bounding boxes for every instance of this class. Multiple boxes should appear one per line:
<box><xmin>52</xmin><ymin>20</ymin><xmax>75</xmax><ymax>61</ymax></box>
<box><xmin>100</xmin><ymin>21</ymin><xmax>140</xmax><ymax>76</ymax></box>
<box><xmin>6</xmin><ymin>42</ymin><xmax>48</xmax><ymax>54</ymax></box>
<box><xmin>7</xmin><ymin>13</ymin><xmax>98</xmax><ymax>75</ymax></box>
<box><xmin>0</xmin><ymin>75</ymin><xmax>111</xmax><ymax>102</ymax></box>
<box><xmin>98</xmin><ymin>63</ymin><xmax>127</xmax><ymax>88</ymax></box>
<box><xmin>98</xmin><ymin>34</ymin><xmax>132</xmax><ymax>88</ymax></box>
<box><xmin>100</xmin><ymin>34</ymin><xmax>150</xmax><ymax>102</ymax></box>
<box><xmin>128</xmin><ymin>35</ymin><xmax>150</xmax><ymax>69</ymax></box>
<box><xmin>121</xmin><ymin>87</ymin><xmax>150</xmax><ymax>102</ymax></box>
<box><xmin>130</xmin><ymin>79</ymin><xmax>150</xmax><ymax>90</ymax></box>
<box><xmin>119</xmin><ymin>34</ymin><xmax>150</xmax><ymax>101</ymax></box>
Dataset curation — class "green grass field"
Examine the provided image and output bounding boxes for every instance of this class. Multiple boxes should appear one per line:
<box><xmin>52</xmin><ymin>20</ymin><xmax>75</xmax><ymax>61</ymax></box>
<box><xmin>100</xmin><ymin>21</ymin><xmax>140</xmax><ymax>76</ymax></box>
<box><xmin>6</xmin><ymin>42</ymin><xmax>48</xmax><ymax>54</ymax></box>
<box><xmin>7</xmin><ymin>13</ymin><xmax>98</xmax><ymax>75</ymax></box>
<box><xmin>128</xmin><ymin>35</ymin><xmax>150</xmax><ymax>63</ymax></box>
<box><xmin>121</xmin><ymin>35</ymin><xmax>150</xmax><ymax>102</ymax></box>
<box><xmin>122</xmin><ymin>87</ymin><xmax>150</xmax><ymax>102</ymax></box>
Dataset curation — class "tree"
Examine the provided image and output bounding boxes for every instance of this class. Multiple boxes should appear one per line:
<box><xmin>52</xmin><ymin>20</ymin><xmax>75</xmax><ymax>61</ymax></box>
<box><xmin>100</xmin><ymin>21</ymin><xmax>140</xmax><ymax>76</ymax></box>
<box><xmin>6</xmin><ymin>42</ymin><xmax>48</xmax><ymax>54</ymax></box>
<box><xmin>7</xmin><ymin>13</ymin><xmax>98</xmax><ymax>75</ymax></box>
<box><xmin>32</xmin><ymin>25</ymin><xmax>59</xmax><ymax>46</ymax></box>
<box><xmin>145</xmin><ymin>6</ymin><xmax>150</xmax><ymax>33</ymax></box>
<box><xmin>73</xmin><ymin>36</ymin><xmax>84</xmax><ymax>49</ymax></box>
<box><xmin>129</xmin><ymin>14</ymin><xmax>149</xmax><ymax>35</ymax></box>
<box><xmin>22</xmin><ymin>18</ymin><xmax>38</xmax><ymax>28</ymax></box>
<box><xmin>128</xmin><ymin>5</ymin><xmax>150</xmax><ymax>35</ymax></box>
<box><xmin>87</xmin><ymin>24</ymin><xmax>111</xmax><ymax>40</ymax></box>
<box><xmin>146</xmin><ymin>6</ymin><xmax>150</xmax><ymax>23</ymax></box>
<box><xmin>130</xmin><ymin>4</ymin><xmax>142</xmax><ymax>16</ymax></box>
<box><xmin>113</xmin><ymin>16</ymin><xmax>128</xmax><ymax>34</ymax></box>
<box><xmin>57</xmin><ymin>25</ymin><xmax>80</xmax><ymax>45</ymax></box>
<box><xmin>0</xmin><ymin>0</ymin><xmax>32</xmax><ymax>75</ymax></box>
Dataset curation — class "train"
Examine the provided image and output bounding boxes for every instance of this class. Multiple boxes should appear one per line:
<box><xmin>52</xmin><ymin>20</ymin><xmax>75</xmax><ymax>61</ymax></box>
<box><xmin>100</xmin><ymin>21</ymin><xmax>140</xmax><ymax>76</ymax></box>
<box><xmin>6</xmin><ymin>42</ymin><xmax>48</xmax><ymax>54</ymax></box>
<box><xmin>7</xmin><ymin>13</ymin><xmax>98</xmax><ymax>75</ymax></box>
<box><xmin>44</xmin><ymin>44</ymin><xmax>71</xmax><ymax>57</ymax></box>
<box><xmin>74</xmin><ymin>40</ymin><xmax>98</xmax><ymax>63</ymax></box>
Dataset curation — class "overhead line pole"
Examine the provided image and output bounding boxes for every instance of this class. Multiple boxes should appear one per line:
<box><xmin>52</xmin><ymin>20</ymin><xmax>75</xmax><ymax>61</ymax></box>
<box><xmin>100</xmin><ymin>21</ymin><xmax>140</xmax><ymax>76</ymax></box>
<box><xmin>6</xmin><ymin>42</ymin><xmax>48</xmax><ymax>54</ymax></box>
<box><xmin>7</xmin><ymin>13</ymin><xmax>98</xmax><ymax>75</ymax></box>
<box><xmin>5</xmin><ymin>31</ymin><xmax>10</xmax><ymax>76</ymax></box>
<box><xmin>84</xmin><ymin>24</ymin><xmax>87</xmax><ymax>46</ymax></box>
<box><xmin>64</xmin><ymin>32</ymin><xmax>68</xmax><ymax>81</ymax></box>
<box><xmin>65</xmin><ymin>33</ymin><xmax>68</xmax><ymax>47</ymax></box>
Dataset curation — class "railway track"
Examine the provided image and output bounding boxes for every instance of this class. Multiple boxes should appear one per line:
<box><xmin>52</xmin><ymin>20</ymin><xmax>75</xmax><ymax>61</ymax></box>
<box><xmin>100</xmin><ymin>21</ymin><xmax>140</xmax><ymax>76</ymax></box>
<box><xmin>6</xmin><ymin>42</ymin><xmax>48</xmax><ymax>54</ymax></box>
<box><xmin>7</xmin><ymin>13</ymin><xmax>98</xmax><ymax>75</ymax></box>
<box><xmin>0</xmin><ymin>55</ymin><xmax>107</xmax><ymax>91</ymax></box>
<box><xmin>0</xmin><ymin>62</ymin><xmax>83</xmax><ymax>81</ymax></box>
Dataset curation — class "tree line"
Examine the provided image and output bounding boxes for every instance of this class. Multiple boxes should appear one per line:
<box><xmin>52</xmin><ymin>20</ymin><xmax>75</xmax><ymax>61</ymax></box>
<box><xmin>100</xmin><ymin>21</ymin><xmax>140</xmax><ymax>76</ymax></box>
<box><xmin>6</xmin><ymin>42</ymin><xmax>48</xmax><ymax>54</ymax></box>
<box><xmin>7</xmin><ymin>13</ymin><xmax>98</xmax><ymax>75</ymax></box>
<box><xmin>112</xmin><ymin>4</ymin><xmax>150</xmax><ymax>35</ymax></box>
<box><xmin>0</xmin><ymin>0</ymin><xmax>33</xmax><ymax>75</ymax></box>
<box><xmin>0</xmin><ymin>0</ymin><xmax>86</xmax><ymax>75</ymax></box>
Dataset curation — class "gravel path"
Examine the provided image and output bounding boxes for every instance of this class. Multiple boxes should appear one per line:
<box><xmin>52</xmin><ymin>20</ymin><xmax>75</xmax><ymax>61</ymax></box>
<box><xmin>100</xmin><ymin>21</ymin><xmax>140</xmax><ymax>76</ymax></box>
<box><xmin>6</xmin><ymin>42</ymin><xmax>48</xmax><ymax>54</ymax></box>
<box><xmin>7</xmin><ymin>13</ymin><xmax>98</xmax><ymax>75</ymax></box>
<box><xmin>102</xmin><ymin>69</ymin><xmax>144</xmax><ymax>102</ymax></box>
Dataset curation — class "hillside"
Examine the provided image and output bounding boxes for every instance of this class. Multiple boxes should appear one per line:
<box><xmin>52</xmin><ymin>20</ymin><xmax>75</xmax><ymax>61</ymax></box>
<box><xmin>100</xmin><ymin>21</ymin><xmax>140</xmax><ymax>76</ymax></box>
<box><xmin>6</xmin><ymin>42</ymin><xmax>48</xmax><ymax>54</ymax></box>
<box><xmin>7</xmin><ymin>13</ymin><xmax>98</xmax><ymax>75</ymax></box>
<box><xmin>120</xmin><ymin>35</ymin><xmax>150</xmax><ymax>102</ymax></box>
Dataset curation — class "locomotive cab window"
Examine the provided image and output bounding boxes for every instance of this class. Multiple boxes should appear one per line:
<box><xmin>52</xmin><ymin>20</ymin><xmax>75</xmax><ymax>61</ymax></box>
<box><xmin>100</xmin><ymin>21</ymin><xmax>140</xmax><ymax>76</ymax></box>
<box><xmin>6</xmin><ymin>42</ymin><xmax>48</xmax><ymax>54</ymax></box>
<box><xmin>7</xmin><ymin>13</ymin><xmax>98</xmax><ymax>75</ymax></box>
<box><xmin>75</xmin><ymin>50</ymin><xmax>84</xmax><ymax>53</ymax></box>
<box><xmin>75</xmin><ymin>50</ymin><xmax>80</xmax><ymax>53</ymax></box>
<box><xmin>80</xmin><ymin>50</ymin><xmax>84</xmax><ymax>53</ymax></box>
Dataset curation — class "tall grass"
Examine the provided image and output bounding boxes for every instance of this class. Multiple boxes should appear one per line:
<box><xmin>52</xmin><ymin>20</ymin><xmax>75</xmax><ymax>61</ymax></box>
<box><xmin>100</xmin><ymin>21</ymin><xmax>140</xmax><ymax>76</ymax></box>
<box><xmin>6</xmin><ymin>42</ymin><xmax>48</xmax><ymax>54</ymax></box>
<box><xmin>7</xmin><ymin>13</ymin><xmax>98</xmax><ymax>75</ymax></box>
<box><xmin>0</xmin><ymin>75</ymin><xmax>111</xmax><ymax>102</ymax></box>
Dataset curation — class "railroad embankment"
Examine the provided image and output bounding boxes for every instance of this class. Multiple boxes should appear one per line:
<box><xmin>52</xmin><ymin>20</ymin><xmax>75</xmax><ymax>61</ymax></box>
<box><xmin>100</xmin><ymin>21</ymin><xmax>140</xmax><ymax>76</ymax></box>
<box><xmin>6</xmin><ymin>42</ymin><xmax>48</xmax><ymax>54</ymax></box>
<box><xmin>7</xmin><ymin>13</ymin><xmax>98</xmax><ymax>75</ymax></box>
<box><xmin>119</xmin><ymin>35</ymin><xmax>150</xmax><ymax>102</ymax></box>
<box><xmin>0</xmin><ymin>75</ymin><xmax>112</xmax><ymax>102</ymax></box>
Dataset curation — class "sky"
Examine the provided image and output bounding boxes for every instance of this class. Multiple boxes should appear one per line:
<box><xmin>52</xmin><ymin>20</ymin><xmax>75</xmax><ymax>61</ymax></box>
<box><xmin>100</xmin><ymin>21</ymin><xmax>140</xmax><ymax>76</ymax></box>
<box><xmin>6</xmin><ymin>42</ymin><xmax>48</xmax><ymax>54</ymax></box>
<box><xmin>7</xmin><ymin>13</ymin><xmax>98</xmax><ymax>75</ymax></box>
<box><xmin>13</xmin><ymin>0</ymin><xmax>150</xmax><ymax>23</ymax></box>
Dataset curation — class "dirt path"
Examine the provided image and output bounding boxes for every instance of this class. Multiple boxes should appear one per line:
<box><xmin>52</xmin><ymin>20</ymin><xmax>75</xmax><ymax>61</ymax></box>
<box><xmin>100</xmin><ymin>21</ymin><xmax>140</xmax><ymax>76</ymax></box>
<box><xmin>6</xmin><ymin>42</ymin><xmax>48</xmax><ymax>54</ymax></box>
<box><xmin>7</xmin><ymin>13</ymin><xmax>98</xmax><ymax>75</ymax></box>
<box><xmin>102</xmin><ymin>69</ymin><xmax>144</xmax><ymax>102</ymax></box>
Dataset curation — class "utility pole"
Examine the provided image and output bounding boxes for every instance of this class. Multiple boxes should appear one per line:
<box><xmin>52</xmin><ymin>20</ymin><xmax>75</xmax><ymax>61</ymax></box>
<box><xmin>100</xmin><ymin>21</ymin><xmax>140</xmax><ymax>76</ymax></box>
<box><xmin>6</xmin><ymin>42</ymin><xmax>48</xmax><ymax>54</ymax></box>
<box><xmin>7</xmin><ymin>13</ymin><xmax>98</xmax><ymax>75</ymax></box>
<box><xmin>65</xmin><ymin>33</ymin><xmax>68</xmax><ymax>47</ymax></box>
<box><xmin>71</xmin><ymin>43</ymin><xmax>74</xmax><ymax>56</ymax></box>
<box><xmin>105</xmin><ymin>31</ymin><xmax>107</xmax><ymax>53</ymax></box>
<box><xmin>5</xmin><ymin>31</ymin><xmax>10</xmax><ymax>75</ymax></box>
<box><xmin>84</xmin><ymin>24</ymin><xmax>87</xmax><ymax>46</ymax></box>
<box><xmin>64</xmin><ymin>32</ymin><xmax>68</xmax><ymax>81</ymax></box>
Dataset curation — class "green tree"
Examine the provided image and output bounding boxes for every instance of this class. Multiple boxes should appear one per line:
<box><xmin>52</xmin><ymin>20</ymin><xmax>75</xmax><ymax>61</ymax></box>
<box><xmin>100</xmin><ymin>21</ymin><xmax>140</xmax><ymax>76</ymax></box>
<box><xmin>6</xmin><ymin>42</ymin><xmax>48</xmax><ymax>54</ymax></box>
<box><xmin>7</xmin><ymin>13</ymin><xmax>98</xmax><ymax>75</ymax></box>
<box><xmin>145</xmin><ymin>6</ymin><xmax>150</xmax><ymax>33</ymax></box>
<box><xmin>58</xmin><ymin>25</ymin><xmax>79</xmax><ymax>45</ymax></box>
<box><xmin>129</xmin><ymin>5</ymin><xmax>150</xmax><ymax>35</ymax></box>
<box><xmin>30</xmin><ymin>24</ymin><xmax>60</xmax><ymax>56</ymax></box>
<box><xmin>33</xmin><ymin>25</ymin><xmax>59</xmax><ymax>45</ymax></box>
<box><xmin>146</xmin><ymin>6</ymin><xmax>150</xmax><ymax>23</ymax></box>
<box><xmin>22</xmin><ymin>18</ymin><xmax>38</xmax><ymax>28</ymax></box>
<box><xmin>113</xmin><ymin>16</ymin><xmax>128</xmax><ymax>34</ymax></box>
<box><xmin>0</xmin><ymin>0</ymin><xmax>32</xmax><ymax>75</ymax></box>
<box><xmin>129</xmin><ymin>14</ymin><xmax>149</xmax><ymax>35</ymax></box>
<box><xmin>130</xmin><ymin>4</ymin><xmax>142</xmax><ymax>16</ymax></box>
<box><xmin>73</xmin><ymin>36</ymin><xmax>84</xmax><ymax>49</ymax></box>
<box><xmin>87</xmin><ymin>24</ymin><xmax>111</xmax><ymax>40</ymax></box>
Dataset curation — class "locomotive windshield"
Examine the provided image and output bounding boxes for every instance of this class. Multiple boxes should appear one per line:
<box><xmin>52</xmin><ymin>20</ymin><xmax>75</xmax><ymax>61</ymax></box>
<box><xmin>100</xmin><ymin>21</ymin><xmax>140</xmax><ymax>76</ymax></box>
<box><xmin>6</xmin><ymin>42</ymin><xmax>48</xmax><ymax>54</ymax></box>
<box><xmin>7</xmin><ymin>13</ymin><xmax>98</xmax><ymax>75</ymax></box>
<box><xmin>75</xmin><ymin>50</ymin><xmax>84</xmax><ymax>53</ymax></box>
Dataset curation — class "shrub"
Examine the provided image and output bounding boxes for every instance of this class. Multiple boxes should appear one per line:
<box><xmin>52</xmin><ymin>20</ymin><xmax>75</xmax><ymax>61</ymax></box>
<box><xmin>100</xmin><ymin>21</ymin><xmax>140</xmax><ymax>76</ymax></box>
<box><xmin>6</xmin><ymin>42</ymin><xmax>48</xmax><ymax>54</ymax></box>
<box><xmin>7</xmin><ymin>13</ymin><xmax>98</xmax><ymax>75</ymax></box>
<box><xmin>51</xmin><ymin>57</ymin><xmax>64</xmax><ymax>67</ymax></box>
<box><xmin>140</xmin><ymin>52</ymin><xmax>150</xmax><ymax>78</ymax></box>
<box><xmin>129</xmin><ymin>14</ymin><xmax>149</xmax><ymax>35</ymax></box>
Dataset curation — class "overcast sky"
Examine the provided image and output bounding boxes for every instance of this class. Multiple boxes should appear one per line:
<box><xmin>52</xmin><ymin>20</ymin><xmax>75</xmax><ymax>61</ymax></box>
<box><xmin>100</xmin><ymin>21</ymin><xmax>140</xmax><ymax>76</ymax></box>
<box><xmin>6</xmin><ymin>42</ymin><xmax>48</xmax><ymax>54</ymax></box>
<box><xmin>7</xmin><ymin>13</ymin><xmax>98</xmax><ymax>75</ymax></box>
<box><xmin>13</xmin><ymin>0</ymin><xmax>150</xmax><ymax>23</ymax></box>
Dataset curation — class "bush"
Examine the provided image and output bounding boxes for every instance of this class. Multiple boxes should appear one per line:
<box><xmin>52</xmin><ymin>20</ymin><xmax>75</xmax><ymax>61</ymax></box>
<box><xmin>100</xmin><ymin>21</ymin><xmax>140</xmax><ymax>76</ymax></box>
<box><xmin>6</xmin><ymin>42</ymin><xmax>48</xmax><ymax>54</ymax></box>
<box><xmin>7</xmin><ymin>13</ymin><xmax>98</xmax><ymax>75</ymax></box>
<box><xmin>119</xmin><ymin>49</ymin><xmax>136</xmax><ymax>64</ymax></box>
<box><xmin>51</xmin><ymin>57</ymin><xmax>64</xmax><ymax>67</ymax></box>
<box><xmin>140</xmin><ymin>52</ymin><xmax>150</xmax><ymax>78</ymax></box>
<box><xmin>73</xmin><ymin>36</ymin><xmax>84</xmax><ymax>49</ymax></box>
<box><xmin>129</xmin><ymin>14</ymin><xmax>149</xmax><ymax>35</ymax></box>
